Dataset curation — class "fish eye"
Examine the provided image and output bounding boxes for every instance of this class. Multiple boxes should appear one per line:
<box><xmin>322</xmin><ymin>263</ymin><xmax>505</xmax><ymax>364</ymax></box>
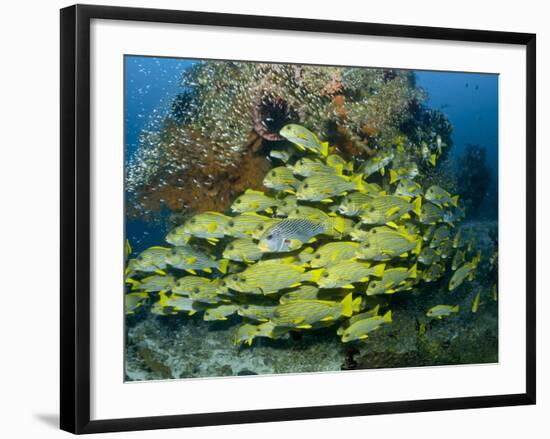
<box><xmin>299</xmin><ymin>159</ymin><xmax>305</xmax><ymax>165</ymax></box>
<box><xmin>372</xmin><ymin>229</ymin><xmax>377</xmax><ymax>234</ymax></box>
<box><xmin>243</xmin><ymin>304</ymin><xmax>249</xmax><ymax>309</ymax></box>
<box><xmin>232</xmin><ymin>275</ymin><xmax>238</xmax><ymax>281</ymax></box>
<box><xmin>228</xmin><ymin>220</ymin><xmax>234</xmax><ymax>227</ymax></box>
<box><xmin>192</xmin><ymin>287</ymin><xmax>200</xmax><ymax>294</ymax></box>
<box><xmin>282</xmin><ymin>201</ymin><xmax>287</xmax><ymax>206</ymax></box>
<box><xmin>369</xmin><ymin>207</ymin><xmax>375</xmax><ymax>212</ymax></box>
<box><xmin>315</xmin><ymin>254</ymin><xmax>321</xmax><ymax>259</ymax></box>
<box><xmin>371</xmin><ymin>282</ymin><xmax>377</xmax><ymax>287</ymax></box>
<box><xmin>190</xmin><ymin>218</ymin><xmax>196</xmax><ymax>224</ymax></box>
<box><xmin>236</xmin><ymin>199</ymin><xmax>241</xmax><ymax>204</ymax></box>
<box><xmin>295</xmin><ymin>209</ymin><xmax>300</xmax><ymax>214</ymax></box>
<box><xmin>322</xmin><ymin>272</ymin><xmax>329</xmax><ymax>278</ymax></box>
<box><xmin>220</xmin><ymin>281</ymin><xmax>226</xmax><ymax>287</ymax></box>
<box><xmin>228</xmin><ymin>245</ymin><xmax>234</xmax><ymax>250</ymax></box>
<box><xmin>304</xmin><ymin>184</ymin><xmax>309</xmax><ymax>189</ymax></box>
<box><xmin>258</xmin><ymin>225</ymin><xmax>264</xmax><ymax>231</ymax></box>
<box><xmin>267</xmin><ymin>234</ymin><xmax>273</xmax><ymax>240</ymax></box>
<box><xmin>271</xmin><ymin>171</ymin><xmax>276</xmax><ymax>176</ymax></box>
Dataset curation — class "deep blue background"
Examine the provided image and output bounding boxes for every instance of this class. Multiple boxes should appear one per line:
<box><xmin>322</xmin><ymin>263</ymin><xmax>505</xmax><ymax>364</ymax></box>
<box><xmin>415</xmin><ymin>71</ymin><xmax>498</xmax><ymax>174</ymax></box>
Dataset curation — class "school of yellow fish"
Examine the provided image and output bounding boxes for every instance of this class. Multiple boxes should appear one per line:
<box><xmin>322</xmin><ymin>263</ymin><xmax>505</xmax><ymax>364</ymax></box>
<box><xmin>125</xmin><ymin>124</ymin><xmax>489</xmax><ymax>347</ymax></box>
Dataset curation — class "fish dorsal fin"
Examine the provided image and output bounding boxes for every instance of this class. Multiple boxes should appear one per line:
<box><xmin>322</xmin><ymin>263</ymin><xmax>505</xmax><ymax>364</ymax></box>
<box><xmin>206</xmin><ymin>211</ymin><xmax>230</xmax><ymax>218</ymax></box>
<box><xmin>245</xmin><ymin>189</ymin><xmax>264</xmax><ymax>195</ymax></box>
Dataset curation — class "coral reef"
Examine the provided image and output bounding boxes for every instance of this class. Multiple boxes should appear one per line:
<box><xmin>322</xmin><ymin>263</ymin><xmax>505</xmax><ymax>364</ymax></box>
<box><xmin>126</xmin><ymin>61</ymin><xmax>452</xmax><ymax>221</ymax></box>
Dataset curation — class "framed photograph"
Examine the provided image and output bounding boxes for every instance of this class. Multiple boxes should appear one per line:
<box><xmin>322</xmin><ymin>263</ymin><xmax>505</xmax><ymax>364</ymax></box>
<box><xmin>60</xmin><ymin>4</ymin><xmax>536</xmax><ymax>434</ymax></box>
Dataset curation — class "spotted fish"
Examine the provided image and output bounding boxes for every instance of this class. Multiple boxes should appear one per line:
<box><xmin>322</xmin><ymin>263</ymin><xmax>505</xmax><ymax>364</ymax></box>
<box><xmin>258</xmin><ymin>218</ymin><xmax>327</xmax><ymax>252</ymax></box>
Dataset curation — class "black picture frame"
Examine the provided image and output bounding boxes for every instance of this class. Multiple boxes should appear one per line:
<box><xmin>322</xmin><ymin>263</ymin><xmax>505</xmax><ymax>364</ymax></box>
<box><xmin>60</xmin><ymin>4</ymin><xmax>536</xmax><ymax>434</ymax></box>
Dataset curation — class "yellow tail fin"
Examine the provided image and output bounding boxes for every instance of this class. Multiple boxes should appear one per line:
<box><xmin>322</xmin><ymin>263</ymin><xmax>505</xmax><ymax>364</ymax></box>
<box><xmin>334</xmin><ymin>164</ymin><xmax>344</xmax><ymax>175</ymax></box>
<box><xmin>321</xmin><ymin>141</ymin><xmax>329</xmax><ymax>158</ymax></box>
<box><xmin>304</xmin><ymin>268</ymin><xmax>324</xmax><ymax>283</ymax></box>
<box><xmin>413</xmin><ymin>196</ymin><xmax>422</xmax><ymax>216</ymax></box>
<box><xmin>409</xmin><ymin>263</ymin><xmax>417</xmax><ymax>279</ymax></box>
<box><xmin>341</xmin><ymin>293</ymin><xmax>355</xmax><ymax>317</ymax></box>
<box><xmin>333</xmin><ymin>216</ymin><xmax>346</xmax><ymax>234</ymax></box>
<box><xmin>413</xmin><ymin>239</ymin><xmax>422</xmax><ymax>255</ymax></box>
<box><xmin>352</xmin><ymin>174</ymin><xmax>364</xmax><ymax>192</ymax></box>
<box><xmin>352</xmin><ymin>296</ymin><xmax>362</xmax><ymax>313</ymax></box>
<box><xmin>389</xmin><ymin>169</ymin><xmax>398</xmax><ymax>184</ymax></box>
<box><xmin>126</xmin><ymin>277</ymin><xmax>141</xmax><ymax>289</ymax></box>
<box><xmin>217</xmin><ymin>259</ymin><xmax>229</xmax><ymax>274</ymax></box>
<box><xmin>451</xmin><ymin>195</ymin><xmax>459</xmax><ymax>207</ymax></box>
<box><xmin>372</xmin><ymin>263</ymin><xmax>386</xmax><ymax>277</ymax></box>
<box><xmin>383</xmin><ymin>310</ymin><xmax>392</xmax><ymax>323</ymax></box>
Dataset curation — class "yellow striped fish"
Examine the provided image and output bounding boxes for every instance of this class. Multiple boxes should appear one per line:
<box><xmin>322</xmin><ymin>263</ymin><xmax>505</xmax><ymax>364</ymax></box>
<box><xmin>172</xmin><ymin>275</ymin><xmax>211</xmax><ymax>296</ymax></box>
<box><xmin>223</xmin><ymin>238</ymin><xmax>265</xmax><ymax>263</ymax></box>
<box><xmin>317</xmin><ymin>261</ymin><xmax>386</xmax><ymax>289</ymax></box>
<box><xmin>279</xmin><ymin>124</ymin><xmax>330</xmax><ymax>157</ymax></box>
<box><xmin>271</xmin><ymin>293</ymin><xmax>361</xmax><ymax>328</ymax></box>
<box><xmin>204</xmin><ymin>304</ymin><xmax>239</xmax><ymax>321</ymax></box>
<box><xmin>231</xmin><ymin>189</ymin><xmax>281</xmax><ymax>214</ymax></box>
<box><xmin>238</xmin><ymin>304</ymin><xmax>278</xmax><ymax>322</ymax></box>
<box><xmin>263</xmin><ymin>166</ymin><xmax>300</xmax><ymax>192</ymax></box>
<box><xmin>290</xmin><ymin>157</ymin><xmax>338</xmax><ymax>177</ymax></box>
<box><xmin>341</xmin><ymin>310</ymin><xmax>392</xmax><ymax>342</ymax></box>
<box><xmin>356</xmin><ymin>226</ymin><xmax>421</xmax><ymax>260</ymax></box>
<box><xmin>165</xmin><ymin>245</ymin><xmax>228</xmax><ymax>274</ymax></box>
<box><xmin>275</xmin><ymin>194</ymin><xmax>299</xmax><ymax>217</ymax></box>
<box><xmin>169</xmin><ymin>212</ymin><xmax>231</xmax><ymax>244</ymax></box>
<box><xmin>279</xmin><ymin>285</ymin><xmax>321</xmax><ymax>304</ymax></box>
<box><xmin>309</xmin><ymin>241</ymin><xmax>362</xmax><ymax>268</ymax></box>
<box><xmin>225</xmin><ymin>212</ymin><xmax>271</xmax><ymax>238</ymax></box>
<box><xmin>133</xmin><ymin>274</ymin><xmax>175</xmax><ymax>293</ymax></box>
<box><xmin>296</xmin><ymin>173</ymin><xmax>365</xmax><ymax>202</ymax></box>
<box><xmin>360</xmin><ymin>195</ymin><xmax>421</xmax><ymax>226</ymax></box>
<box><xmin>125</xmin><ymin>292</ymin><xmax>149</xmax><ymax>315</ymax></box>
<box><xmin>221</xmin><ymin>261</ymin><xmax>323</xmax><ymax>295</ymax></box>
<box><xmin>130</xmin><ymin>246</ymin><xmax>171</xmax><ymax>274</ymax></box>
<box><xmin>366</xmin><ymin>264</ymin><xmax>417</xmax><ymax>295</ymax></box>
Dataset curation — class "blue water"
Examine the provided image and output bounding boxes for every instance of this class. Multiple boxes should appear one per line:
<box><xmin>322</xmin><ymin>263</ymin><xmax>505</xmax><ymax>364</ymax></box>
<box><xmin>415</xmin><ymin>71</ymin><xmax>498</xmax><ymax>173</ymax></box>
